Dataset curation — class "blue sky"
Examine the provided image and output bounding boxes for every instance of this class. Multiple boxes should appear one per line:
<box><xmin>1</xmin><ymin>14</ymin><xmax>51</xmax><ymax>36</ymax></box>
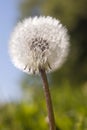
<box><xmin>0</xmin><ymin>0</ymin><xmax>23</xmax><ymax>102</ymax></box>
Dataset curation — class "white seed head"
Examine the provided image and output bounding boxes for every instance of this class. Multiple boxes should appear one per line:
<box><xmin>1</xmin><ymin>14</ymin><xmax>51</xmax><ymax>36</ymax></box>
<box><xmin>9</xmin><ymin>16</ymin><xmax>69</xmax><ymax>74</ymax></box>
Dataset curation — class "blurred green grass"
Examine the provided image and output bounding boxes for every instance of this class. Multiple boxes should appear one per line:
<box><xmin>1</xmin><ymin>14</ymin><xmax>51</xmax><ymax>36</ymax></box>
<box><xmin>0</xmin><ymin>83</ymin><xmax>87</xmax><ymax>130</ymax></box>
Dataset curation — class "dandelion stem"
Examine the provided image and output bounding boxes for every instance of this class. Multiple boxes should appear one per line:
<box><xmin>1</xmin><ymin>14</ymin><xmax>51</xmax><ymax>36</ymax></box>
<box><xmin>39</xmin><ymin>68</ymin><xmax>56</xmax><ymax>130</ymax></box>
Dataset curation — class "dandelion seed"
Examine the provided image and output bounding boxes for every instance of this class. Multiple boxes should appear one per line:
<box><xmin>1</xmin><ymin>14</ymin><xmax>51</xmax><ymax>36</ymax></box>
<box><xmin>9</xmin><ymin>16</ymin><xmax>70</xmax><ymax>130</ymax></box>
<box><xmin>9</xmin><ymin>16</ymin><xmax>69</xmax><ymax>74</ymax></box>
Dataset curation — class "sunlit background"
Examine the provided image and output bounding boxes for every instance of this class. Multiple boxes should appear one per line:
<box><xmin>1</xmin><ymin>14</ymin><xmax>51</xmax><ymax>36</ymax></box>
<box><xmin>0</xmin><ymin>0</ymin><xmax>87</xmax><ymax>129</ymax></box>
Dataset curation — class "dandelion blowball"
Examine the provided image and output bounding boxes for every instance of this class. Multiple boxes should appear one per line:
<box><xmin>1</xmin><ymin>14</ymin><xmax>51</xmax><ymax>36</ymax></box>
<box><xmin>9</xmin><ymin>16</ymin><xmax>69</xmax><ymax>74</ymax></box>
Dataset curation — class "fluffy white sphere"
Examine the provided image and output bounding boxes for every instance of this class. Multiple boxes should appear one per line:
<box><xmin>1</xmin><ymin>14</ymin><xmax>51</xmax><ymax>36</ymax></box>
<box><xmin>9</xmin><ymin>16</ymin><xmax>69</xmax><ymax>74</ymax></box>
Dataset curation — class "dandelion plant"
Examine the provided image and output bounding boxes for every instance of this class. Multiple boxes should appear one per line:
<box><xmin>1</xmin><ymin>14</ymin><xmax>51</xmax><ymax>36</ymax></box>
<box><xmin>9</xmin><ymin>16</ymin><xmax>69</xmax><ymax>130</ymax></box>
